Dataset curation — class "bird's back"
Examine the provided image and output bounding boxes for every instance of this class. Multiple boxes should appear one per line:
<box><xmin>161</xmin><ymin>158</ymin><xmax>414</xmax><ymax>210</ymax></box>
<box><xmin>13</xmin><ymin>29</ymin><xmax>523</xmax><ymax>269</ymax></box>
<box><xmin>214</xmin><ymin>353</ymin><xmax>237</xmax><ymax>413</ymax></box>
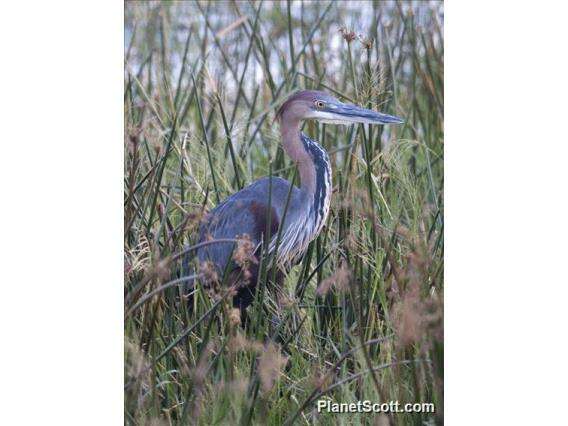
<box><xmin>195</xmin><ymin>176</ymin><xmax>304</xmax><ymax>273</ymax></box>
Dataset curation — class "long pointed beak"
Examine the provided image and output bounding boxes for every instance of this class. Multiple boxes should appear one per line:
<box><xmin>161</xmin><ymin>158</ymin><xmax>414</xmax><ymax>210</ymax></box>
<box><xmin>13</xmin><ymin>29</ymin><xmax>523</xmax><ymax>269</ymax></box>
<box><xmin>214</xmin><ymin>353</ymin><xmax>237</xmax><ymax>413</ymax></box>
<box><xmin>320</xmin><ymin>102</ymin><xmax>404</xmax><ymax>125</ymax></box>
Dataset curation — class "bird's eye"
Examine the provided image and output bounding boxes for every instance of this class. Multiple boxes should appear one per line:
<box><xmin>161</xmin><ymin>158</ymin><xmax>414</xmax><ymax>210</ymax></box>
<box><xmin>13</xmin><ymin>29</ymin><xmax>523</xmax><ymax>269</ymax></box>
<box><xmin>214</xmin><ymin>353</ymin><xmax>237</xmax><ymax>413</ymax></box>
<box><xmin>314</xmin><ymin>100</ymin><xmax>325</xmax><ymax>109</ymax></box>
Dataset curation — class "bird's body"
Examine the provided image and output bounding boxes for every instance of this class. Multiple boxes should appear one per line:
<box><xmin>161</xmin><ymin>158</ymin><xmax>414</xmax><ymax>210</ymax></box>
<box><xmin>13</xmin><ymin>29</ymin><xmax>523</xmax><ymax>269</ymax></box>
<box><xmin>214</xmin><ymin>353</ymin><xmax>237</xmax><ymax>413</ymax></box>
<box><xmin>196</xmin><ymin>132</ymin><xmax>331</xmax><ymax>315</ymax></box>
<box><xmin>191</xmin><ymin>90</ymin><xmax>403</xmax><ymax>319</ymax></box>
<box><xmin>197</xmin><ymin>133</ymin><xmax>331</xmax><ymax>270</ymax></box>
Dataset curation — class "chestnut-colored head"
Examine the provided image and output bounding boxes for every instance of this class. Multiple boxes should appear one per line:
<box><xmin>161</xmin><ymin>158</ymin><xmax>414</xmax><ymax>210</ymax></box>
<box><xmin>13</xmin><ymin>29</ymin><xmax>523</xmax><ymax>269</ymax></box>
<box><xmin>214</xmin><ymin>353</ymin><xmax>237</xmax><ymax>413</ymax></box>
<box><xmin>276</xmin><ymin>90</ymin><xmax>403</xmax><ymax>125</ymax></box>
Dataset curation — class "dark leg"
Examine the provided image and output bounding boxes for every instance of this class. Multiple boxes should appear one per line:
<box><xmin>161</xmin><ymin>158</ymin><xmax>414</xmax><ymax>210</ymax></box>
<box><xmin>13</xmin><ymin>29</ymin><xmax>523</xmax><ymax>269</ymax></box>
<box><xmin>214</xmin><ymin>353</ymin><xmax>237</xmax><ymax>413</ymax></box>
<box><xmin>233</xmin><ymin>285</ymin><xmax>255</xmax><ymax>328</ymax></box>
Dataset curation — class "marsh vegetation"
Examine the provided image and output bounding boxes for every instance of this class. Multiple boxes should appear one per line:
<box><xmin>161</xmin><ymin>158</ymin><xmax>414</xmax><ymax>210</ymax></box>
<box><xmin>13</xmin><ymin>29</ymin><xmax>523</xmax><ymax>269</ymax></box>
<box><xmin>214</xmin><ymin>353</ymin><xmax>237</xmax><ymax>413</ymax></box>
<box><xmin>124</xmin><ymin>1</ymin><xmax>443</xmax><ymax>424</ymax></box>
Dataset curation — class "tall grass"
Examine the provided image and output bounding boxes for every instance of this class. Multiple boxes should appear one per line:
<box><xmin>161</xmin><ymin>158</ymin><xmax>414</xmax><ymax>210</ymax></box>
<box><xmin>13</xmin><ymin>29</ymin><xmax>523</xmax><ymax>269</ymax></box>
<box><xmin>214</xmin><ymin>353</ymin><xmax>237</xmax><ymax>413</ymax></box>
<box><xmin>124</xmin><ymin>1</ymin><xmax>443</xmax><ymax>425</ymax></box>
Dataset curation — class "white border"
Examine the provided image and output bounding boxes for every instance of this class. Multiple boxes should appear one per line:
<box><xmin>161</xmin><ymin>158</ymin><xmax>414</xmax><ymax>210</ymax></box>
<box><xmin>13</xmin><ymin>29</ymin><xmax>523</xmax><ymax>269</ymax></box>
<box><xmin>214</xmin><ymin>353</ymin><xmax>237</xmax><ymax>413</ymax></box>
<box><xmin>1</xmin><ymin>1</ymin><xmax>568</xmax><ymax>424</ymax></box>
<box><xmin>0</xmin><ymin>2</ymin><xmax>123</xmax><ymax>424</ymax></box>
<box><xmin>446</xmin><ymin>1</ymin><xmax>568</xmax><ymax>424</ymax></box>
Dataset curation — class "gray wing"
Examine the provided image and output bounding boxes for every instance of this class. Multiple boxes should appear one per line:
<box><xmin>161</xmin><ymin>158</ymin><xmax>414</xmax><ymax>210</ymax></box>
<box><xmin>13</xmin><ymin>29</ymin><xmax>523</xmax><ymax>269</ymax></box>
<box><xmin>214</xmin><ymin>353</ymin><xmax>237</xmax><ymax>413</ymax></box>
<box><xmin>196</xmin><ymin>177</ymin><xmax>300</xmax><ymax>272</ymax></box>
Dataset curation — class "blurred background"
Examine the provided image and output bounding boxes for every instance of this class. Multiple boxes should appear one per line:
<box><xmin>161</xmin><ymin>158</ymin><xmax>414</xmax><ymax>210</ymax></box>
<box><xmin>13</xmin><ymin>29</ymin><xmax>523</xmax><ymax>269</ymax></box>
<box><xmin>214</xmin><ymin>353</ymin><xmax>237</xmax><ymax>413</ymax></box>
<box><xmin>125</xmin><ymin>1</ymin><xmax>443</xmax><ymax>424</ymax></box>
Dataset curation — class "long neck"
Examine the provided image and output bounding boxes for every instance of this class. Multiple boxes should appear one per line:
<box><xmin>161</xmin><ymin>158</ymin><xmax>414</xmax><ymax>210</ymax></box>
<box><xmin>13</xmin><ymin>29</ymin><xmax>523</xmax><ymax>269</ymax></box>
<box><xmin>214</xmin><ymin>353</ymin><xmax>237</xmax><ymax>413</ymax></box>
<box><xmin>280</xmin><ymin>119</ymin><xmax>332</xmax><ymax>229</ymax></box>
<box><xmin>280</xmin><ymin>118</ymin><xmax>317</xmax><ymax>195</ymax></box>
<box><xmin>276</xmin><ymin>119</ymin><xmax>332</xmax><ymax>265</ymax></box>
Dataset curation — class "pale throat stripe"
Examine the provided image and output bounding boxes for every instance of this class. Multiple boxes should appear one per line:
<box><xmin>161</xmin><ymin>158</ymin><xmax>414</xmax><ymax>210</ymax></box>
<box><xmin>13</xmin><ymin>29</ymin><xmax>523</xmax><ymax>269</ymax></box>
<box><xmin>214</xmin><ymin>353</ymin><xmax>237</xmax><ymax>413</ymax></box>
<box><xmin>269</xmin><ymin>134</ymin><xmax>332</xmax><ymax>268</ymax></box>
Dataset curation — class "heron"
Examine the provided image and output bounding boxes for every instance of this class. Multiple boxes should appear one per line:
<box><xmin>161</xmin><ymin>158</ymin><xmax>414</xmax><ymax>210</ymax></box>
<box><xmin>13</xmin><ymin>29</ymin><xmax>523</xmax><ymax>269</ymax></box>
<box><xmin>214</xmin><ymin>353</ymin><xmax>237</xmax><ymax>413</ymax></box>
<box><xmin>191</xmin><ymin>90</ymin><xmax>403</xmax><ymax>323</ymax></box>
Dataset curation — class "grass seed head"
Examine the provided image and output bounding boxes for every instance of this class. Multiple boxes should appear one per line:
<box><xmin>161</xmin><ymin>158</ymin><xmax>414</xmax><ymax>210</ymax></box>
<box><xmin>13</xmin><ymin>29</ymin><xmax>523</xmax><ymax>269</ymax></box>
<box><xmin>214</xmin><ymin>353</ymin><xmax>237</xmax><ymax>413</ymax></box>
<box><xmin>228</xmin><ymin>307</ymin><xmax>241</xmax><ymax>327</ymax></box>
<box><xmin>358</xmin><ymin>34</ymin><xmax>373</xmax><ymax>50</ymax></box>
<box><xmin>199</xmin><ymin>260</ymin><xmax>219</xmax><ymax>284</ymax></box>
<box><xmin>316</xmin><ymin>261</ymin><xmax>352</xmax><ymax>296</ymax></box>
<box><xmin>339</xmin><ymin>27</ymin><xmax>357</xmax><ymax>43</ymax></box>
<box><xmin>232</xmin><ymin>233</ymin><xmax>257</xmax><ymax>266</ymax></box>
<box><xmin>173</xmin><ymin>347</ymin><xmax>191</xmax><ymax>376</ymax></box>
<box><xmin>258</xmin><ymin>342</ymin><xmax>288</xmax><ymax>394</ymax></box>
<box><xmin>228</xmin><ymin>332</ymin><xmax>263</xmax><ymax>353</ymax></box>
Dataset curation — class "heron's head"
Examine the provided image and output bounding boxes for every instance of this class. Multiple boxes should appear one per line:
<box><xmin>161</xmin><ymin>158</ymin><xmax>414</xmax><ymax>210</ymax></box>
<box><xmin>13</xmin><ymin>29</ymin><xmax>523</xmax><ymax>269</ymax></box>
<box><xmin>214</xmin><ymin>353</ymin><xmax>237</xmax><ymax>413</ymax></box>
<box><xmin>276</xmin><ymin>90</ymin><xmax>403</xmax><ymax>126</ymax></box>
